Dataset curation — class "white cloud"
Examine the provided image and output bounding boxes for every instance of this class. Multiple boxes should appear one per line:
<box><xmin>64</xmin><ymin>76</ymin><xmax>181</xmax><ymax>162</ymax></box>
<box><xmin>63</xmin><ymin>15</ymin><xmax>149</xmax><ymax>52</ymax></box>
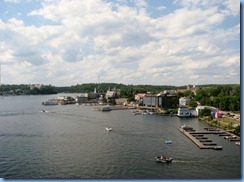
<box><xmin>0</xmin><ymin>0</ymin><xmax>240</xmax><ymax>86</ymax></box>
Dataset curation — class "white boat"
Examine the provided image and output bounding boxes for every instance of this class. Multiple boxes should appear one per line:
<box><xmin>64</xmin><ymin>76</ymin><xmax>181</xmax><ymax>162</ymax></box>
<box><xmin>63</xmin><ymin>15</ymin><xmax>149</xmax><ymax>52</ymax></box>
<box><xmin>235</xmin><ymin>142</ymin><xmax>240</xmax><ymax>146</ymax></box>
<box><xmin>165</xmin><ymin>140</ymin><xmax>172</xmax><ymax>144</ymax></box>
<box><xmin>155</xmin><ymin>156</ymin><xmax>172</xmax><ymax>163</ymax></box>
<box><xmin>106</xmin><ymin>127</ymin><xmax>112</xmax><ymax>131</ymax></box>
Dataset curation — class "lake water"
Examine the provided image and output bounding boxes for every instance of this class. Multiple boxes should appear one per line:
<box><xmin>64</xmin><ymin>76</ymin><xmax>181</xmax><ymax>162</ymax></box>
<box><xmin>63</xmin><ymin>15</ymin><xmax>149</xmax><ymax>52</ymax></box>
<box><xmin>0</xmin><ymin>95</ymin><xmax>241</xmax><ymax>179</ymax></box>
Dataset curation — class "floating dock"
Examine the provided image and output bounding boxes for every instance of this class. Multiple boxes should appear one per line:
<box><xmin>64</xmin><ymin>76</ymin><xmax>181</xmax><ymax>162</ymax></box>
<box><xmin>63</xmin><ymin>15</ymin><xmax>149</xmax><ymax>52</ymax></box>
<box><xmin>179</xmin><ymin>127</ymin><xmax>222</xmax><ymax>150</ymax></box>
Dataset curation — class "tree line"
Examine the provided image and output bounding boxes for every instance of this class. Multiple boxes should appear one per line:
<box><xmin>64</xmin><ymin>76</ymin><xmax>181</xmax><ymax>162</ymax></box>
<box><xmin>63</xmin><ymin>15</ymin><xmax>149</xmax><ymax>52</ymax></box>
<box><xmin>0</xmin><ymin>84</ymin><xmax>57</xmax><ymax>95</ymax></box>
<box><xmin>195</xmin><ymin>84</ymin><xmax>240</xmax><ymax>111</ymax></box>
<box><xmin>0</xmin><ymin>83</ymin><xmax>240</xmax><ymax>112</ymax></box>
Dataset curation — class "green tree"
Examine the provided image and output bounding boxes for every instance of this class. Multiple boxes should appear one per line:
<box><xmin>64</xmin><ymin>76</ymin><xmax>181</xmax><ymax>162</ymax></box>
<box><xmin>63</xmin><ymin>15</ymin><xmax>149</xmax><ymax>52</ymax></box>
<box><xmin>199</xmin><ymin>108</ymin><xmax>211</xmax><ymax>117</ymax></box>
<box><xmin>189</xmin><ymin>100</ymin><xmax>198</xmax><ymax>108</ymax></box>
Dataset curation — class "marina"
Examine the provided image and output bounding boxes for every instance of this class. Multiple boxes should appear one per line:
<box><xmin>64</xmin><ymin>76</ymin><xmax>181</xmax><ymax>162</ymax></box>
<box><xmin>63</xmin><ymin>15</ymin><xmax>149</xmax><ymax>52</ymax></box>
<box><xmin>179</xmin><ymin>126</ymin><xmax>223</xmax><ymax>150</ymax></box>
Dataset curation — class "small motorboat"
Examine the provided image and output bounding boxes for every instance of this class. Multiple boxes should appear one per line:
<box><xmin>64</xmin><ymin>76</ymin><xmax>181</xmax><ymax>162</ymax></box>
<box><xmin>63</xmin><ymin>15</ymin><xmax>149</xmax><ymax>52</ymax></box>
<box><xmin>155</xmin><ymin>156</ymin><xmax>172</xmax><ymax>163</ymax></box>
<box><xmin>235</xmin><ymin>142</ymin><xmax>240</xmax><ymax>146</ymax></box>
<box><xmin>165</xmin><ymin>140</ymin><xmax>172</xmax><ymax>144</ymax></box>
<box><xmin>106</xmin><ymin>127</ymin><xmax>112</xmax><ymax>131</ymax></box>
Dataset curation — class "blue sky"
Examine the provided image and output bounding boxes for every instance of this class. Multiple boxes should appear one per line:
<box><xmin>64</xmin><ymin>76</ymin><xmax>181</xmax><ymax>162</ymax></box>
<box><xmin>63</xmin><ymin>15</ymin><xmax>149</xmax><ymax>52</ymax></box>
<box><xmin>0</xmin><ymin>0</ymin><xmax>240</xmax><ymax>86</ymax></box>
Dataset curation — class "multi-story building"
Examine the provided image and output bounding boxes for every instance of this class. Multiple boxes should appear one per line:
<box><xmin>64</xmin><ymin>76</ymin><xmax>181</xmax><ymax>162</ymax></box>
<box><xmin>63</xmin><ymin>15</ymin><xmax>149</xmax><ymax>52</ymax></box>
<box><xmin>142</xmin><ymin>93</ymin><xmax>178</xmax><ymax>109</ymax></box>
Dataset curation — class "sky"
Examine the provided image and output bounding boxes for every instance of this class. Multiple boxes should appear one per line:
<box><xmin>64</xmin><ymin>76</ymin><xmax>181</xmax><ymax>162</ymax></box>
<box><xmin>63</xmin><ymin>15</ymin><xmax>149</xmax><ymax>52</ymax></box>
<box><xmin>0</xmin><ymin>0</ymin><xmax>240</xmax><ymax>86</ymax></box>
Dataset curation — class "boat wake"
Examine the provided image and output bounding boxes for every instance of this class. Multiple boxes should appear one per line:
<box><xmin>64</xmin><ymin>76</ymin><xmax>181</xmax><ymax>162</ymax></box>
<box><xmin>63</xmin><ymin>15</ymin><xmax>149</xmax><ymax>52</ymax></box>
<box><xmin>172</xmin><ymin>160</ymin><xmax>203</xmax><ymax>163</ymax></box>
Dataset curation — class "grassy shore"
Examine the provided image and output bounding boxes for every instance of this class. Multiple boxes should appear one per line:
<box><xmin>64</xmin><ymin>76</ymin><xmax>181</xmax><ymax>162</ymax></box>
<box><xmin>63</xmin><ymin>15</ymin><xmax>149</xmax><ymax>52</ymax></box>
<box><xmin>199</xmin><ymin>116</ymin><xmax>240</xmax><ymax>136</ymax></box>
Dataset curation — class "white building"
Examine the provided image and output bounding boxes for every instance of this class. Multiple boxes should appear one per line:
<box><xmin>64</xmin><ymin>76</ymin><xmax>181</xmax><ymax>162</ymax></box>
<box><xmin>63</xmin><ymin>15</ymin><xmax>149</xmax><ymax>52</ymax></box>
<box><xmin>196</xmin><ymin>106</ymin><xmax>218</xmax><ymax>116</ymax></box>
<box><xmin>105</xmin><ymin>90</ymin><xmax>116</xmax><ymax>99</ymax></box>
<box><xmin>179</xmin><ymin>97</ymin><xmax>191</xmax><ymax>106</ymax></box>
<box><xmin>177</xmin><ymin>107</ymin><xmax>197</xmax><ymax>117</ymax></box>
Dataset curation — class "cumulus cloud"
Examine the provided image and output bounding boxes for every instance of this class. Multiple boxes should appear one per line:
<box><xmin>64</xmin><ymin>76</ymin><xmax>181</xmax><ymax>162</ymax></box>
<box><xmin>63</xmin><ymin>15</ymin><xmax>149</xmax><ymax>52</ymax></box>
<box><xmin>0</xmin><ymin>0</ymin><xmax>240</xmax><ymax>86</ymax></box>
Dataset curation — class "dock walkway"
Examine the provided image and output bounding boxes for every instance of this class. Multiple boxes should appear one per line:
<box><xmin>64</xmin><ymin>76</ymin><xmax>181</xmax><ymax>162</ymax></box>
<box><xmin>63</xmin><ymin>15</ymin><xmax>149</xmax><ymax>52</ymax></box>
<box><xmin>179</xmin><ymin>128</ymin><xmax>222</xmax><ymax>150</ymax></box>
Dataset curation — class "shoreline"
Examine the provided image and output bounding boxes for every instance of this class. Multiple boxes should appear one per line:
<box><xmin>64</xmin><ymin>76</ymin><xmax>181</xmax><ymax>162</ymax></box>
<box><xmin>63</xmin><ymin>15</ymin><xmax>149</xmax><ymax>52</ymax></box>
<box><xmin>198</xmin><ymin>117</ymin><xmax>240</xmax><ymax>137</ymax></box>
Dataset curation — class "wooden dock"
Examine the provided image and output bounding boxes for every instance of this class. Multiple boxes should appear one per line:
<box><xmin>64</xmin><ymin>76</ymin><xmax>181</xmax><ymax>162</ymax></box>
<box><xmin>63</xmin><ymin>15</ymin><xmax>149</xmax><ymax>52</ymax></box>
<box><xmin>179</xmin><ymin>127</ymin><xmax>222</xmax><ymax>150</ymax></box>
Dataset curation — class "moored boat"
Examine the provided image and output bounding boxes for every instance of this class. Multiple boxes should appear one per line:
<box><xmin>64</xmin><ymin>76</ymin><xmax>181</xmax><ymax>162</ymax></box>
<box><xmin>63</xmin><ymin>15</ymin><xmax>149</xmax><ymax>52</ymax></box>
<box><xmin>181</xmin><ymin>124</ymin><xmax>193</xmax><ymax>131</ymax></box>
<box><xmin>213</xmin><ymin>146</ymin><xmax>223</xmax><ymax>150</ymax></box>
<box><xmin>101</xmin><ymin>105</ymin><xmax>111</xmax><ymax>111</ymax></box>
<box><xmin>224</xmin><ymin>135</ymin><xmax>237</xmax><ymax>139</ymax></box>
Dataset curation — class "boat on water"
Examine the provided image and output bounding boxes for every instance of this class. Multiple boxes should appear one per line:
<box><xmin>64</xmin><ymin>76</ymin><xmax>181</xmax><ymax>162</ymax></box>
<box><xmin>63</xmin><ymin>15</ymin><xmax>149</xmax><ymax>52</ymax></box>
<box><xmin>213</xmin><ymin>146</ymin><xmax>223</xmax><ymax>150</ymax></box>
<box><xmin>40</xmin><ymin>110</ymin><xmax>49</xmax><ymax>113</ymax></box>
<box><xmin>101</xmin><ymin>105</ymin><xmax>111</xmax><ymax>111</ymax></box>
<box><xmin>235</xmin><ymin>142</ymin><xmax>240</xmax><ymax>146</ymax></box>
<box><xmin>224</xmin><ymin>135</ymin><xmax>237</xmax><ymax>139</ymax></box>
<box><xmin>165</xmin><ymin>140</ymin><xmax>172</xmax><ymax>144</ymax></box>
<box><xmin>106</xmin><ymin>127</ymin><xmax>112</xmax><ymax>131</ymax></box>
<box><xmin>132</xmin><ymin>110</ymin><xmax>142</xmax><ymax>115</ymax></box>
<box><xmin>155</xmin><ymin>156</ymin><xmax>172</xmax><ymax>163</ymax></box>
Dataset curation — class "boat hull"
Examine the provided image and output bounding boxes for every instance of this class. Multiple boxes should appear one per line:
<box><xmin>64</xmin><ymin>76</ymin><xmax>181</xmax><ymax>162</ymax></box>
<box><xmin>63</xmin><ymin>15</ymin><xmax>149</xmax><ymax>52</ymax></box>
<box><xmin>155</xmin><ymin>156</ymin><xmax>172</xmax><ymax>163</ymax></box>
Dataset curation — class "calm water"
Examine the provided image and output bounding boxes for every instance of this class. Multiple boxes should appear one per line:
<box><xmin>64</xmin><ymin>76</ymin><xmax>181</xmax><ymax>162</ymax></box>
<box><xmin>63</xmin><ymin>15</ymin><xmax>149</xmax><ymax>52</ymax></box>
<box><xmin>0</xmin><ymin>95</ymin><xmax>241</xmax><ymax>179</ymax></box>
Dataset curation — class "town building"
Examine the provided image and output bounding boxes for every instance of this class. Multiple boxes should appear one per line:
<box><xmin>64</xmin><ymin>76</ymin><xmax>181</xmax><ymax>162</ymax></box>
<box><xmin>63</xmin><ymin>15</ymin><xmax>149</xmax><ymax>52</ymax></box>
<box><xmin>142</xmin><ymin>93</ymin><xmax>178</xmax><ymax>109</ymax></box>
<box><xmin>75</xmin><ymin>93</ymin><xmax>89</xmax><ymax>103</ymax></box>
<box><xmin>135</xmin><ymin>93</ymin><xmax>147</xmax><ymax>101</ymax></box>
<box><xmin>179</xmin><ymin>97</ymin><xmax>191</xmax><ymax>106</ymax></box>
<box><xmin>177</xmin><ymin>106</ymin><xmax>197</xmax><ymax>117</ymax></box>
<box><xmin>105</xmin><ymin>90</ymin><xmax>116</xmax><ymax>99</ymax></box>
<box><xmin>196</xmin><ymin>106</ymin><xmax>218</xmax><ymax>116</ymax></box>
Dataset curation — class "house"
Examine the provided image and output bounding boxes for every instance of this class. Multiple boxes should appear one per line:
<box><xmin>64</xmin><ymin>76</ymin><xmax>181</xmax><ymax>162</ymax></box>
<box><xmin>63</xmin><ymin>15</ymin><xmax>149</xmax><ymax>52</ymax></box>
<box><xmin>105</xmin><ymin>90</ymin><xmax>116</xmax><ymax>99</ymax></box>
<box><xmin>177</xmin><ymin>106</ymin><xmax>197</xmax><ymax>117</ymax></box>
<box><xmin>135</xmin><ymin>93</ymin><xmax>147</xmax><ymax>101</ymax></box>
<box><xmin>75</xmin><ymin>93</ymin><xmax>89</xmax><ymax>103</ymax></box>
<box><xmin>196</xmin><ymin>106</ymin><xmax>218</xmax><ymax>116</ymax></box>
<box><xmin>179</xmin><ymin>97</ymin><xmax>191</xmax><ymax>106</ymax></box>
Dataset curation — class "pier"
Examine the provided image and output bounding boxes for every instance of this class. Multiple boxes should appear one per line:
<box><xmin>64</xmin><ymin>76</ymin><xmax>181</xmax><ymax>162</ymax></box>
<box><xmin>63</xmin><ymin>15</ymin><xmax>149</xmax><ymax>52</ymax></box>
<box><xmin>179</xmin><ymin>127</ymin><xmax>222</xmax><ymax>150</ymax></box>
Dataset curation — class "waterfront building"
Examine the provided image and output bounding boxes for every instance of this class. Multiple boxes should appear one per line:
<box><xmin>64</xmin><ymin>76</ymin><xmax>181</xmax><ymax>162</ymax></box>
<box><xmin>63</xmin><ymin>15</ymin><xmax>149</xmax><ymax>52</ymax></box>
<box><xmin>177</xmin><ymin>106</ymin><xmax>197</xmax><ymax>117</ymax></box>
<box><xmin>135</xmin><ymin>93</ymin><xmax>147</xmax><ymax>101</ymax></box>
<box><xmin>142</xmin><ymin>93</ymin><xmax>178</xmax><ymax>109</ymax></box>
<box><xmin>196</xmin><ymin>106</ymin><xmax>218</xmax><ymax>116</ymax></box>
<box><xmin>75</xmin><ymin>93</ymin><xmax>89</xmax><ymax>103</ymax></box>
